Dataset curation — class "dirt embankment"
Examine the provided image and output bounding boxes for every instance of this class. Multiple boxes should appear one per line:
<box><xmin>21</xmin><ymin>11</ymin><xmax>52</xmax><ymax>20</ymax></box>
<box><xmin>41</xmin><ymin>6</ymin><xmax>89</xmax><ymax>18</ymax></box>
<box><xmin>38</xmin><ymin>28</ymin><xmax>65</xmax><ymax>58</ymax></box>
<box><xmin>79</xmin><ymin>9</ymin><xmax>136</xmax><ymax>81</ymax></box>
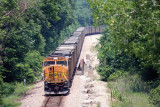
<box><xmin>18</xmin><ymin>34</ymin><xmax>110</xmax><ymax>107</ymax></box>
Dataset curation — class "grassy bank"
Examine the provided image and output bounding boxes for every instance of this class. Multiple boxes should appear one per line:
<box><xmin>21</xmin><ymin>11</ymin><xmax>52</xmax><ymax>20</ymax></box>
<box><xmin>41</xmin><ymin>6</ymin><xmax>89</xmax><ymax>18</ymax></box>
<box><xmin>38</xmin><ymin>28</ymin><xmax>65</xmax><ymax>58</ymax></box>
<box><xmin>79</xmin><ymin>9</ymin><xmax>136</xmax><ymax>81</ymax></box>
<box><xmin>0</xmin><ymin>82</ymin><xmax>33</xmax><ymax>107</ymax></box>
<box><xmin>108</xmin><ymin>73</ymin><xmax>154</xmax><ymax>107</ymax></box>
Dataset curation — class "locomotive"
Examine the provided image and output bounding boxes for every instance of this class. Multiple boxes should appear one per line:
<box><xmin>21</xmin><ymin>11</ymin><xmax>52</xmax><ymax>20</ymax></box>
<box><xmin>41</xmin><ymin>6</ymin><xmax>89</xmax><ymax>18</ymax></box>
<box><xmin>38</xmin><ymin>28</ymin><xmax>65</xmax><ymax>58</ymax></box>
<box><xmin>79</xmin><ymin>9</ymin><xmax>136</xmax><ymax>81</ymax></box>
<box><xmin>43</xmin><ymin>26</ymin><xmax>104</xmax><ymax>94</ymax></box>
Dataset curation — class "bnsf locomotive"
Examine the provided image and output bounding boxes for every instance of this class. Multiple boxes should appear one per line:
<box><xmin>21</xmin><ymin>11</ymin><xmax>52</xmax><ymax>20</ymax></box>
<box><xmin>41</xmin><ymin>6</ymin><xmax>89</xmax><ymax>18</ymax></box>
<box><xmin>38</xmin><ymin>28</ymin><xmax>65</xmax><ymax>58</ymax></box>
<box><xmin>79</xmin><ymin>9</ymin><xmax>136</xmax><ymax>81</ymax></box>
<box><xmin>43</xmin><ymin>26</ymin><xmax>104</xmax><ymax>94</ymax></box>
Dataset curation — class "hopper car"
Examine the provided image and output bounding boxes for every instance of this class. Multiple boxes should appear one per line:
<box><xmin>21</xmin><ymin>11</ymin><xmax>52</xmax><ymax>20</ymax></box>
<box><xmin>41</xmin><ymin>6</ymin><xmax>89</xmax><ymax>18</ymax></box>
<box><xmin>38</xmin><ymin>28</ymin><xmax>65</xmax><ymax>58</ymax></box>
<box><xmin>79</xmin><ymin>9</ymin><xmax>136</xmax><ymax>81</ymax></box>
<box><xmin>43</xmin><ymin>26</ymin><xmax>104</xmax><ymax>94</ymax></box>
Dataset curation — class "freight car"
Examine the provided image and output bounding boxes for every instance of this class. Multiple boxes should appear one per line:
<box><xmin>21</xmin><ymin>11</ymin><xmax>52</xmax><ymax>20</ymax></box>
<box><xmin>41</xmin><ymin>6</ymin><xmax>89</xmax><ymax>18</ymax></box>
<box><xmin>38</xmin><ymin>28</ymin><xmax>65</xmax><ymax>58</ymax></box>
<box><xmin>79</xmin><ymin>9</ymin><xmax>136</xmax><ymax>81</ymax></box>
<box><xmin>43</xmin><ymin>26</ymin><xmax>104</xmax><ymax>94</ymax></box>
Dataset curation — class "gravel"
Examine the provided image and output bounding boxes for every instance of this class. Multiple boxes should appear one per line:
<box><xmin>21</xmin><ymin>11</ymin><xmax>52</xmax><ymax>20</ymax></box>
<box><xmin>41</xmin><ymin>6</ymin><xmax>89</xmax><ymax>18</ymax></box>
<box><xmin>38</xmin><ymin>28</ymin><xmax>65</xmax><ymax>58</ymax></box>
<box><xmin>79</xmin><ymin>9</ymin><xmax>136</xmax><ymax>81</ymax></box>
<box><xmin>18</xmin><ymin>81</ymin><xmax>45</xmax><ymax>107</ymax></box>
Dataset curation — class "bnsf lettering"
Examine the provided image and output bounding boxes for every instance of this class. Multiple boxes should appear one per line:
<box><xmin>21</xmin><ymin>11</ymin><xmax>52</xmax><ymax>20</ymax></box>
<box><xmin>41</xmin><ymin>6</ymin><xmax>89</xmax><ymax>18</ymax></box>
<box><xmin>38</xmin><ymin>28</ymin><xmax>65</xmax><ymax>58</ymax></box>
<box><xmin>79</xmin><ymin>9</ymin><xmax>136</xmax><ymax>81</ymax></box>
<box><xmin>46</xmin><ymin>73</ymin><xmax>65</xmax><ymax>77</ymax></box>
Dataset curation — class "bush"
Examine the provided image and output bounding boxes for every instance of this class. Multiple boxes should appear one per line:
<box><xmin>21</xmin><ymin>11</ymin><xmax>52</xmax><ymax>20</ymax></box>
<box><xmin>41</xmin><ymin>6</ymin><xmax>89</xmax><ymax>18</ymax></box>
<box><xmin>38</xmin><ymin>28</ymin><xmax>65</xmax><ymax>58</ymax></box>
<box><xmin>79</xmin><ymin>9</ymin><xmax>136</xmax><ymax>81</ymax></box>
<box><xmin>1</xmin><ymin>83</ymin><xmax>16</xmax><ymax>97</ymax></box>
<box><xmin>97</xmin><ymin>65</ymin><xmax>115</xmax><ymax>81</ymax></box>
<box><xmin>108</xmin><ymin>70</ymin><xmax>125</xmax><ymax>81</ymax></box>
<box><xmin>24</xmin><ymin>51</ymin><xmax>43</xmax><ymax>78</ymax></box>
<box><xmin>15</xmin><ymin>63</ymin><xmax>36</xmax><ymax>83</ymax></box>
<box><xmin>0</xmin><ymin>77</ymin><xmax>3</xmax><ymax>105</ymax></box>
<box><xmin>150</xmin><ymin>85</ymin><xmax>160</xmax><ymax>107</ymax></box>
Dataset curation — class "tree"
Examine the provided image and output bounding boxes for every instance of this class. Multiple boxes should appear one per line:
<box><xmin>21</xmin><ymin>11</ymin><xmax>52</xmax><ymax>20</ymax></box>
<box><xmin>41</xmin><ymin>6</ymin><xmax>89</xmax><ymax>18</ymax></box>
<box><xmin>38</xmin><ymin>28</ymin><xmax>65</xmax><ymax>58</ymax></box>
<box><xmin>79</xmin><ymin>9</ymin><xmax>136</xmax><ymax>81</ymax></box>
<box><xmin>88</xmin><ymin>0</ymin><xmax>160</xmax><ymax>79</ymax></box>
<box><xmin>3</xmin><ymin>19</ymin><xmax>45</xmax><ymax>82</ymax></box>
<box><xmin>75</xmin><ymin>0</ymin><xmax>93</xmax><ymax>26</ymax></box>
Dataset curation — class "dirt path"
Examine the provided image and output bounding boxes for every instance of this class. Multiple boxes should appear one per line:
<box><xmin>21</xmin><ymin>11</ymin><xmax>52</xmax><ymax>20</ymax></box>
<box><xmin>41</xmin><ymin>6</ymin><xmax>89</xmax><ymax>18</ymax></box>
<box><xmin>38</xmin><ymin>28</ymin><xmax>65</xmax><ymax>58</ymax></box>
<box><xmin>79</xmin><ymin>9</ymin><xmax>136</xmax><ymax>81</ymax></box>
<box><xmin>18</xmin><ymin>81</ymin><xmax>45</xmax><ymax>107</ymax></box>
<box><xmin>18</xmin><ymin>34</ymin><xmax>110</xmax><ymax>107</ymax></box>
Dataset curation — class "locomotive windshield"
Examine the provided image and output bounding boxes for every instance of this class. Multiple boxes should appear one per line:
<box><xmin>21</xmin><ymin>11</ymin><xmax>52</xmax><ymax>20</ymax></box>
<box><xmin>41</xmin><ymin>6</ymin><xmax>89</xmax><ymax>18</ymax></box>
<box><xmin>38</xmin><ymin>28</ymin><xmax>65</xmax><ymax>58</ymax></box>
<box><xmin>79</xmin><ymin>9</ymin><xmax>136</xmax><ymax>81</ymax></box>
<box><xmin>44</xmin><ymin>61</ymin><xmax>55</xmax><ymax>67</ymax></box>
<box><xmin>57</xmin><ymin>61</ymin><xmax>67</xmax><ymax>66</ymax></box>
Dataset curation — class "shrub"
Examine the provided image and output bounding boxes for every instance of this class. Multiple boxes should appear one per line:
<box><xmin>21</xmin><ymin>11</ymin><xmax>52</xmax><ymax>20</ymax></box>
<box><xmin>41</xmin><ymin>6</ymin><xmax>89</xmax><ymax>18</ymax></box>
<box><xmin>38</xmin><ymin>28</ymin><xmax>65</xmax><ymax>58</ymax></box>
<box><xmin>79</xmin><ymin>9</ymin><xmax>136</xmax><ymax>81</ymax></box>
<box><xmin>0</xmin><ymin>77</ymin><xmax>3</xmax><ymax>105</ymax></box>
<box><xmin>1</xmin><ymin>83</ymin><xmax>16</xmax><ymax>97</ymax></box>
<box><xmin>108</xmin><ymin>70</ymin><xmax>125</xmax><ymax>81</ymax></box>
<box><xmin>97</xmin><ymin>65</ymin><xmax>115</xmax><ymax>81</ymax></box>
<box><xmin>150</xmin><ymin>85</ymin><xmax>160</xmax><ymax>107</ymax></box>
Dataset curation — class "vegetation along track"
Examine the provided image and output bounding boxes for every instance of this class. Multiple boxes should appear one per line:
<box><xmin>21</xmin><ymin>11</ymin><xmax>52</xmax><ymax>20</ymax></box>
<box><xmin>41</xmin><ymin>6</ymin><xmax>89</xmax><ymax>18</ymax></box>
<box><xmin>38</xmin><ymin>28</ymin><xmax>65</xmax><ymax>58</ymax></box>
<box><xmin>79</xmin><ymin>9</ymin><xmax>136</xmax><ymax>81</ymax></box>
<box><xmin>42</xmin><ymin>95</ymin><xmax>63</xmax><ymax>107</ymax></box>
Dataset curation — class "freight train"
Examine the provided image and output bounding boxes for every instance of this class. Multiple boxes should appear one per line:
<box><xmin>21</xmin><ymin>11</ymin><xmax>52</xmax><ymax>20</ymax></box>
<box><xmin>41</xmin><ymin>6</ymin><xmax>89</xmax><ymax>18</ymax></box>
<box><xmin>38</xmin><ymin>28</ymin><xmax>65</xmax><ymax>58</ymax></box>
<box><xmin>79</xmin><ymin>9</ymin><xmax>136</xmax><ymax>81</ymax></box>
<box><xmin>43</xmin><ymin>26</ymin><xmax>104</xmax><ymax>94</ymax></box>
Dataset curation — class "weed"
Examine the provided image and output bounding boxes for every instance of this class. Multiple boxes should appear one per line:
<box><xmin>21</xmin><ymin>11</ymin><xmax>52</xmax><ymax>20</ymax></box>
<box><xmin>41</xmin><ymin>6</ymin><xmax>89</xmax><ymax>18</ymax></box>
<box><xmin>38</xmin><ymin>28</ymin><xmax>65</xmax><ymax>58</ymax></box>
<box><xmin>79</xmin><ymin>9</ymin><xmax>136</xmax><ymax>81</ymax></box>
<box><xmin>94</xmin><ymin>74</ymin><xmax>100</xmax><ymax>81</ymax></box>
<box><xmin>108</xmin><ymin>74</ymin><xmax>154</xmax><ymax>107</ymax></box>
<box><xmin>97</xmin><ymin>101</ymin><xmax>101</xmax><ymax>107</ymax></box>
<box><xmin>150</xmin><ymin>85</ymin><xmax>160</xmax><ymax>107</ymax></box>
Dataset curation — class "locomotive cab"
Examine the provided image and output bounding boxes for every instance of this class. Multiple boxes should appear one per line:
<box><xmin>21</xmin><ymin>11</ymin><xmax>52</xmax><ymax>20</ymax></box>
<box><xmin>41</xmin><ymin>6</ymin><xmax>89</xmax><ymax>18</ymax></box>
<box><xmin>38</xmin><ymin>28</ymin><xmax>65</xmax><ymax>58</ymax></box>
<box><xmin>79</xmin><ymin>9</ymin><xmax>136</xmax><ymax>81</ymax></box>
<box><xmin>43</xmin><ymin>57</ymin><xmax>69</xmax><ymax>94</ymax></box>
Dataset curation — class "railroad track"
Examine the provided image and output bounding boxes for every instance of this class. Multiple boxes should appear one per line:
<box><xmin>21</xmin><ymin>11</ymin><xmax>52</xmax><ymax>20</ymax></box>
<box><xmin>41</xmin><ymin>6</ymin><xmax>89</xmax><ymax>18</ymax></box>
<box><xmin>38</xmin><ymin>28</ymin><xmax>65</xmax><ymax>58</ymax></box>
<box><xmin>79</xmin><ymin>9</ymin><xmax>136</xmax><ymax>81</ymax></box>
<box><xmin>43</xmin><ymin>95</ymin><xmax>63</xmax><ymax>107</ymax></box>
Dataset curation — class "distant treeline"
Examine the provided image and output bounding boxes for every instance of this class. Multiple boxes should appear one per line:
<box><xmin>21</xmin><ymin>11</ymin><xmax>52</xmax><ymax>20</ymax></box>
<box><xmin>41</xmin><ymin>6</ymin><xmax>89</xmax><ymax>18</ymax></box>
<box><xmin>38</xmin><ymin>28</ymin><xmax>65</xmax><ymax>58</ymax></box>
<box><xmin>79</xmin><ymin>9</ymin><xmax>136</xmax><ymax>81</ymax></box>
<box><xmin>0</xmin><ymin>0</ymin><xmax>92</xmax><ymax>104</ymax></box>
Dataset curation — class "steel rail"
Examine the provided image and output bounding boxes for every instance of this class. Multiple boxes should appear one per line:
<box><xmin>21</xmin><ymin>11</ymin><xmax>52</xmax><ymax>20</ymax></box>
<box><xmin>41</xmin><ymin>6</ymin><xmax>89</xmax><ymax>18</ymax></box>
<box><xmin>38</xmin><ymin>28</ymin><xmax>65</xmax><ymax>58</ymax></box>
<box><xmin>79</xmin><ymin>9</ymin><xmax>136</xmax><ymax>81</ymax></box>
<box><xmin>58</xmin><ymin>95</ymin><xmax>63</xmax><ymax>107</ymax></box>
<box><xmin>44</xmin><ymin>94</ymin><xmax>63</xmax><ymax>107</ymax></box>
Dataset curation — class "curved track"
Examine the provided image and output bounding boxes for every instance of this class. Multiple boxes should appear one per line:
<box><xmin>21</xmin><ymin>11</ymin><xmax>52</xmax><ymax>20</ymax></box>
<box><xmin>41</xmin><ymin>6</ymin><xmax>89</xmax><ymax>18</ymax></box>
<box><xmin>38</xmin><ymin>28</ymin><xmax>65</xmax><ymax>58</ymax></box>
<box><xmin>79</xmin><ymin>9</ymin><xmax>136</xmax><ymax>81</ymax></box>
<box><xmin>42</xmin><ymin>95</ymin><xmax>63</xmax><ymax>107</ymax></box>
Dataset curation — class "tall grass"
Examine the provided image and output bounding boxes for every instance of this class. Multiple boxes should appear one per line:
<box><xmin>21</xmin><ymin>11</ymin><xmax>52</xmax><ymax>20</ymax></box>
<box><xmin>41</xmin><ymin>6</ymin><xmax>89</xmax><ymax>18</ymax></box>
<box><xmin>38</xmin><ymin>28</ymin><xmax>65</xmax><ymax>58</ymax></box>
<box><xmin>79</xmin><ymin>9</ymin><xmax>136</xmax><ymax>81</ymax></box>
<box><xmin>108</xmin><ymin>73</ymin><xmax>154</xmax><ymax>107</ymax></box>
<box><xmin>0</xmin><ymin>82</ymin><xmax>32</xmax><ymax>107</ymax></box>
